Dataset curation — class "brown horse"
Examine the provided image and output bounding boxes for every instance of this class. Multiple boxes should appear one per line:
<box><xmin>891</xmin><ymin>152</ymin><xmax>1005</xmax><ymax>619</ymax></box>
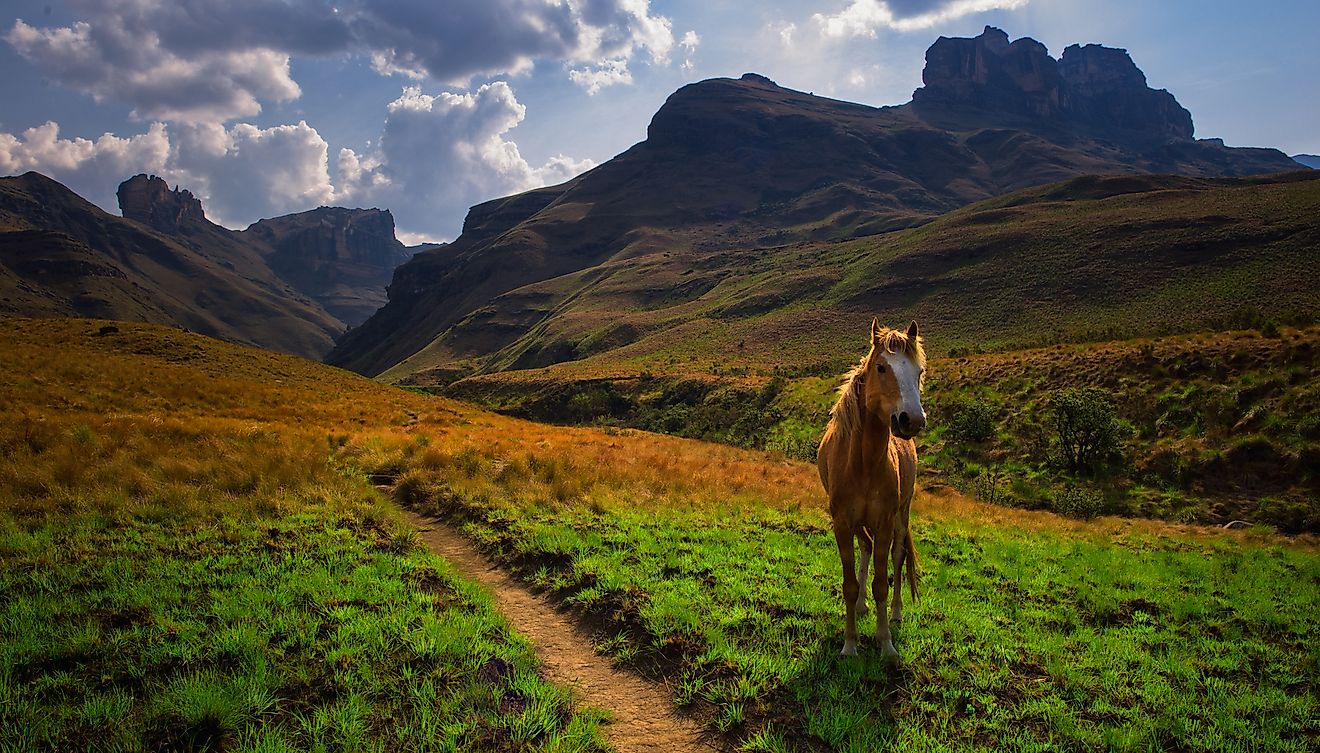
<box><xmin>818</xmin><ymin>319</ymin><xmax>926</xmax><ymax>658</ymax></box>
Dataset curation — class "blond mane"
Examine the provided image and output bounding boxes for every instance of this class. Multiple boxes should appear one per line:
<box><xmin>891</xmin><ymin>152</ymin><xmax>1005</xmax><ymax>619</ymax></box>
<box><xmin>827</xmin><ymin>328</ymin><xmax>926</xmax><ymax>438</ymax></box>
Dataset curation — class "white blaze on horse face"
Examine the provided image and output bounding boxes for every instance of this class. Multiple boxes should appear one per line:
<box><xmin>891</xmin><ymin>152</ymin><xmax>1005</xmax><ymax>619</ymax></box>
<box><xmin>882</xmin><ymin>351</ymin><xmax>925</xmax><ymax>432</ymax></box>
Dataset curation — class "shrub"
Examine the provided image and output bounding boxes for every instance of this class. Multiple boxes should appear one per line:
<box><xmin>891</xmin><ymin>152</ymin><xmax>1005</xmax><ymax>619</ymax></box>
<box><xmin>1053</xmin><ymin>484</ymin><xmax>1105</xmax><ymax>519</ymax></box>
<box><xmin>944</xmin><ymin>395</ymin><xmax>997</xmax><ymax>443</ymax></box>
<box><xmin>1051</xmin><ymin>387</ymin><xmax>1123</xmax><ymax>473</ymax></box>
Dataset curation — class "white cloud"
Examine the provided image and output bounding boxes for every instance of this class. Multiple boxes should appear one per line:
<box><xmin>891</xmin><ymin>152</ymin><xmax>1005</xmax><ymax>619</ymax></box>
<box><xmin>336</xmin><ymin>82</ymin><xmax>594</xmax><ymax>241</ymax></box>
<box><xmin>171</xmin><ymin>121</ymin><xmax>335</xmax><ymax>226</ymax></box>
<box><xmin>815</xmin><ymin>0</ymin><xmax>1029</xmax><ymax>37</ymax></box>
<box><xmin>680</xmin><ymin>30</ymin><xmax>701</xmax><ymax>53</ymax></box>
<box><xmin>0</xmin><ymin>120</ymin><xmax>172</xmax><ymax>210</ymax></box>
<box><xmin>1</xmin><ymin>79</ymin><xmax>592</xmax><ymax>243</ymax></box>
<box><xmin>0</xmin><ymin>119</ymin><xmax>334</xmax><ymax>228</ymax></box>
<box><xmin>6</xmin><ymin>0</ymin><xmax>677</xmax><ymax>123</ymax></box>
<box><xmin>569</xmin><ymin>58</ymin><xmax>634</xmax><ymax>95</ymax></box>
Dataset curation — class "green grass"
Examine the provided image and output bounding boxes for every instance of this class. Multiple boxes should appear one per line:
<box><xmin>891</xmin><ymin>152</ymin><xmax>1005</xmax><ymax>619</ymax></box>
<box><xmin>0</xmin><ymin>319</ymin><xmax>609</xmax><ymax>752</ymax></box>
<box><xmin>0</xmin><ymin>494</ymin><xmax>610</xmax><ymax>753</ymax></box>
<box><xmin>396</xmin><ymin>475</ymin><xmax>1319</xmax><ymax>752</ymax></box>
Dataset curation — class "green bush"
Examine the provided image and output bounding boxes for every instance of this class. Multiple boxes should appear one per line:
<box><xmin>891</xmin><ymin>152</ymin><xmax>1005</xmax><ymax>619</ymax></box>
<box><xmin>1051</xmin><ymin>387</ymin><xmax>1124</xmax><ymax>473</ymax></box>
<box><xmin>1053</xmin><ymin>484</ymin><xmax>1105</xmax><ymax>519</ymax></box>
<box><xmin>944</xmin><ymin>395</ymin><xmax>997</xmax><ymax>443</ymax></box>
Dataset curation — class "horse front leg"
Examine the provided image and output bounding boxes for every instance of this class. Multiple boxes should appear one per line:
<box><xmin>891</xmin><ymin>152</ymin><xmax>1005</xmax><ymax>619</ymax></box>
<box><xmin>871</xmin><ymin>515</ymin><xmax>898</xmax><ymax>661</ymax></box>
<box><xmin>889</xmin><ymin>520</ymin><xmax>907</xmax><ymax>625</ymax></box>
<box><xmin>833</xmin><ymin>517</ymin><xmax>860</xmax><ymax>656</ymax></box>
<box><xmin>855</xmin><ymin>529</ymin><xmax>872</xmax><ymax>616</ymax></box>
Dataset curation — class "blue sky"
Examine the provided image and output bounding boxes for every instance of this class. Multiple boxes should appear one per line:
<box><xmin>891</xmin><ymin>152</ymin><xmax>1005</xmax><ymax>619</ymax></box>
<box><xmin>2</xmin><ymin>1</ymin><xmax>1316</xmax><ymax>243</ymax></box>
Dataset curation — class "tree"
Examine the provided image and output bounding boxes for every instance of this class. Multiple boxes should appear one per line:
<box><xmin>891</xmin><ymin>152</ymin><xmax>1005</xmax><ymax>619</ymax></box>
<box><xmin>1051</xmin><ymin>387</ymin><xmax>1123</xmax><ymax>473</ymax></box>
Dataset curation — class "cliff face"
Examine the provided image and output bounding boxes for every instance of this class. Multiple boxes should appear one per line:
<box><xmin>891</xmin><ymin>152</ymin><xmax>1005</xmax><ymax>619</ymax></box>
<box><xmin>116</xmin><ymin>174</ymin><xmax>207</xmax><ymax>233</ymax></box>
<box><xmin>242</xmin><ymin>207</ymin><xmax>414</xmax><ymax>327</ymax></box>
<box><xmin>914</xmin><ymin>26</ymin><xmax>1193</xmax><ymax>141</ymax></box>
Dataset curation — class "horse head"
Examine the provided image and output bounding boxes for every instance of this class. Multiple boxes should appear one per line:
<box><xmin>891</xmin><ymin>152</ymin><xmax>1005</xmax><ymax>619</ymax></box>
<box><xmin>862</xmin><ymin>318</ymin><xmax>926</xmax><ymax>440</ymax></box>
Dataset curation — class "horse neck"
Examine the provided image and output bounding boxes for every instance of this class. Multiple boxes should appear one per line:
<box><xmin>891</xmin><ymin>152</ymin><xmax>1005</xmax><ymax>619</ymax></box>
<box><xmin>851</xmin><ymin>401</ymin><xmax>895</xmax><ymax>472</ymax></box>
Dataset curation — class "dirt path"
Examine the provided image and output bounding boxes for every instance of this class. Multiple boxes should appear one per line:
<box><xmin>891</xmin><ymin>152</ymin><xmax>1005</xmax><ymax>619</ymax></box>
<box><xmin>401</xmin><ymin>509</ymin><xmax>718</xmax><ymax>753</ymax></box>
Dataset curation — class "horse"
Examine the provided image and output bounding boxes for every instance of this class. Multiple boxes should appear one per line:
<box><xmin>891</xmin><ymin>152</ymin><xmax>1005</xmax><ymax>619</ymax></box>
<box><xmin>817</xmin><ymin>318</ymin><xmax>926</xmax><ymax>659</ymax></box>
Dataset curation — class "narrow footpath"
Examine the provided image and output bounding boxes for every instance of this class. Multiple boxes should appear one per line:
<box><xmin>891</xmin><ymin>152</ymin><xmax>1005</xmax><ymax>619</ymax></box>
<box><xmin>401</xmin><ymin>509</ymin><xmax>718</xmax><ymax>753</ymax></box>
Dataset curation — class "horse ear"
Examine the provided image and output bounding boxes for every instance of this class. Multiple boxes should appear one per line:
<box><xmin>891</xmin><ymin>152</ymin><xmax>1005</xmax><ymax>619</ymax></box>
<box><xmin>870</xmin><ymin>317</ymin><xmax>881</xmax><ymax>342</ymax></box>
<box><xmin>906</xmin><ymin>319</ymin><xmax>919</xmax><ymax>340</ymax></box>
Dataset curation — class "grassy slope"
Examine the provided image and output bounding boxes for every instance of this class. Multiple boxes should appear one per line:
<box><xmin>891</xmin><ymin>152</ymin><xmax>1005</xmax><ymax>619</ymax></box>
<box><xmin>362</xmin><ymin>428</ymin><xmax>1319</xmax><ymax>752</ymax></box>
<box><xmin>0</xmin><ymin>319</ymin><xmax>608</xmax><ymax>752</ymax></box>
<box><xmin>398</xmin><ymin>171</ymin><xmax>1320</xmax><ymax>385</ymax></box>
<box><xmin>444</xmin><ymin>326</ymin><xmax>1320</xmax><ymax>532</ymax></box>
<box><xmin>5</xmin><ymin>319</ymin><xmax>1317</xmax><ymax>751</ymax></box>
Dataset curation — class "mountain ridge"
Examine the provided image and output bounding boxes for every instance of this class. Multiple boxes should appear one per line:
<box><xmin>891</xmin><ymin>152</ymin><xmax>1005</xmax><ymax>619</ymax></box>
<box><xmin>327</xmin><ymin>26</ymin><xmax>1301</xmax><ymax>378</ymax></box>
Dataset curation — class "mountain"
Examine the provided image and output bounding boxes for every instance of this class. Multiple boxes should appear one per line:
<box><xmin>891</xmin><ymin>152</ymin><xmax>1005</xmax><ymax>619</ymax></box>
<box><xmin>420</xmin><ymin>170</ymin><xmax>1319</xmax><ymax>391</ymax></box>
<box><xmin>118</xmin><ymin>174</ymin><xmax>415</xmax><ymax>329</ymax></box>
<box><xmin>242</xmin><ymin>207</ymin><xmax>414</xmax><ymax>327</ymax></box>
<box><xmin>1293</xmin><ymin>154</ymin><xmax>1320</xmax><ymax>169</ymax></box>
<box><xmin>328</xmin><ymin>26</ymin><xmax>1301</xmax><ymax>379</ymax></box>
<box><xmin>0</xmin><ymin>172</ymin><xmax>342</xmax><ymax>357</ymax></box>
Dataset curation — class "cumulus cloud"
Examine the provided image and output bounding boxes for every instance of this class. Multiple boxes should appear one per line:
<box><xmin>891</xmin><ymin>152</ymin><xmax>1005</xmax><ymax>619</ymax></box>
<box><xmin>0</xmin><ymin>119</ymin><xmax>335</xmax><ymax>228</ymax></box>
<box><xmin>337</xmin><ymin>82</ymin><xmax>595</xmax><ymax>240</ymax></box>
<box><xmin>569</xmin><ymin>58</ymin><xmax>634</xmax><ymax>95</ymax></box>
<box><xmin>0</xmin><ymin>121</ymin><xmax>172</xmax><ymax>210</ymax></box>
<box><xmin>815</xmin><ymin>0</ymin><xmax>1029</xmax><ymax>37</ymax></box>
<box><xmin>171</xmin><ymin>121</ymin><xmax>335</xmax><ymax>225</ymax></box>
<box><xmin>7</xmin><ymin>0</ymin><xmax>675</xmax><ymax>123</ymax></box>
<box><xmin>1</xmin><ymin>78</ymin><xmax>590</xmax><ymax>242</ymax></box>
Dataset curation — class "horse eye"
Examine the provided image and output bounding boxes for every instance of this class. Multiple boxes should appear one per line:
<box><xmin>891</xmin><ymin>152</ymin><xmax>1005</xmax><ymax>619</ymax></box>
<box><xmin>877</xmin><ymin>364</ymin><xmax>886</xmax><ymax>374</ymax></box>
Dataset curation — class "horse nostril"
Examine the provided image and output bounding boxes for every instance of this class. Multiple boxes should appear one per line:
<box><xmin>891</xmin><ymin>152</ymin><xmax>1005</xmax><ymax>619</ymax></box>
<box><xmin>898</xmin><ymin>411</ymin><xmax>910</xmax><ymax>427</ymax></box>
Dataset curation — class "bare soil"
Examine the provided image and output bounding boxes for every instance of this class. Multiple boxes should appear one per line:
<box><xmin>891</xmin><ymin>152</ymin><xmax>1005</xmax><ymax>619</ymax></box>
<box><xmin>402</xmin><ymin>509</ymin><xmax>718</xmax><ymax>753</ymax></box>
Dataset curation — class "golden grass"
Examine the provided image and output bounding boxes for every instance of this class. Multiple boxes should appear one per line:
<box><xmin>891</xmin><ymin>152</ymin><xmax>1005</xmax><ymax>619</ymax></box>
<box><xmin>3</xmin><ymin>316</ymin><xmax>1311</xmax><ymax>553</ymax></box>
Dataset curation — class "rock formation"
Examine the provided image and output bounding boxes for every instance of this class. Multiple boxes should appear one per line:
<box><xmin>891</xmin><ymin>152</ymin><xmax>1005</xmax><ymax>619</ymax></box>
<box><xmin>914</xmin><ymin>26</ymin><xmax>1193</xmax><ymax>141</ymax></box>
<box><xmin>116</xmin><ymin>174</ymin><xmax>207</xmax><ymax>233</ymax></box>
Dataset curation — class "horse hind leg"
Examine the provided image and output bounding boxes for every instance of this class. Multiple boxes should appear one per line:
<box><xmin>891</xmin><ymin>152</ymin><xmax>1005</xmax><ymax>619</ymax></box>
<box><xmin>833</xmin><ymin>518</ymin><xmax>861</xmax><ymax>656</ymax></box>
<box><xmin>871</xmin><ymin>519</ymin><xmax>899</xmax><ymax>661</ymax></box>
<box><xmin>855</xmin><ymin>529</ymin><xmax>872</xmax><ymax>616</ymax></box>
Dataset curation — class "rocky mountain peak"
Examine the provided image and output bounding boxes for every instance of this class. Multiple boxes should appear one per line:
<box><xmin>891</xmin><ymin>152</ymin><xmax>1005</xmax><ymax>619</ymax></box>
<box><xmin>116</xmin><ymin>174</ymin><xmax>206</xmax><ymax>233</ymax></box>
<box><xmin>914</xmin><ymin>26</ymin><xmax>1193</xmax><ymax>141</ymax></box>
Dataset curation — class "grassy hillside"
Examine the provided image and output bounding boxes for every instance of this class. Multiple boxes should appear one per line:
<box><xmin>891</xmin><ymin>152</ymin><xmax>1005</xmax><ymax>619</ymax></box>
<box><xmin>391</xmin><ymin>171</ymin><xmax>1320</xmax><ymax>385</ymax></box>
<box><xmin>5</xmin><ymin>318</ymin><xmax>1314</xmax><ymax>751</ymax></box>
<box><xmin>446</xmin><ymin>326</ymin><xmax>1320</xmax><ymax>533</ymax></box>
<box><xmin>0</xmin><ymin>319</ymin><xmax>609</xmax><ymax>752</ymax></box>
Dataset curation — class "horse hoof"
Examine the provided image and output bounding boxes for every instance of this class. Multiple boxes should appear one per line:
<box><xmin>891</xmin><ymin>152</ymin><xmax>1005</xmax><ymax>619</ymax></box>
<box><xmin>841</xmin><ymin>640</ymin><xmax>858</xmax><ymax>656</ymax></box>
<box><xmin>878</xmin><ymin>639</ymin><xmax>899</xmax><ymax>662</ymax></box>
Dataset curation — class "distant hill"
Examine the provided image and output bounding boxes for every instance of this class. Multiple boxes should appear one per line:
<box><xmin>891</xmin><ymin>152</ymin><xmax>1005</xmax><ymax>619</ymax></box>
<box><xmin>1293</xmin><ymin>154</ymin><xmax>1320</xmax><ymax>169</ymax></box>
<box><xmin>0</xmin><ymin>172</ymin><xmax>342</xmax><ymax>357</ymax></box>
<box><xmin>328</xmin><ymin>26</ymin><xmax>1301</xmax><ymax>378</ymax></box>
<box><xmin>420</xmin><ymin>171</ymin><xmax>1319</xmax><ymax>389</ymax></box>
<box><xmin>0</xmin><ymin>172</ymin><xmax>417</xmax><ymax>358</ymax></box>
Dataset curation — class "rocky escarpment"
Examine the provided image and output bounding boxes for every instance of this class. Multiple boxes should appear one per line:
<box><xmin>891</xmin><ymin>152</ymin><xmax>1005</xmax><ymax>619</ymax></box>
<box><xmin>243</xmin><ymin>208</ymin><xmax>415</xmax><ymax>326</ymax></box>
<box><xmin>116</xmin><ymin>174</ymin><xmax>207</xmax><ymax>233</ymax></box>
<box><xmin>914</xmin><ymin>26</ymin><xmax>1193</xmax><ymax>142</ymax></box>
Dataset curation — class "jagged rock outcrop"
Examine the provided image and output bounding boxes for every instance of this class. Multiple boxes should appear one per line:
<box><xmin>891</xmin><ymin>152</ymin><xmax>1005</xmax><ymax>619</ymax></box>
<box><xmin>243</xmin><ymin>207</ymin><xmax>415</xmax><ymax>326</ymax></box>
<box><xmin>914</xmin><ymin>26</ymin><xmax>1193</xmax><ymax>141</ymax></box>
<box><xmin>116</xmin><ymin>174</ymin><xmax>207</xmax><ymax>233</ymax></box>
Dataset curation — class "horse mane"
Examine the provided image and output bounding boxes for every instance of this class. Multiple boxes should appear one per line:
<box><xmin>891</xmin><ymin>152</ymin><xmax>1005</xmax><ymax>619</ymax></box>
<box><xmin>827</xmin><ymin>327</ymin><xmax>925</xmax><ymax>438</ymax></box>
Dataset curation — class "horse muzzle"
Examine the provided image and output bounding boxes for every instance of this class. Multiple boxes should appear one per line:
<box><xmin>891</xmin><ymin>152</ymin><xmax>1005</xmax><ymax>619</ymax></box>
<box><xmin>891</xmin><ymin>410</ymin><xmax>926</xmax><ymax>439</ymax></box>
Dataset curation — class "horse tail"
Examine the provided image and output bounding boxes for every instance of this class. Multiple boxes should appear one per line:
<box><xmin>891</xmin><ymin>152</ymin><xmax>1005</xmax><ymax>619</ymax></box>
<box><xmin>905</xmin><ymin>528</ymin><xmax>919</xmax><ymax>602</ymax></box>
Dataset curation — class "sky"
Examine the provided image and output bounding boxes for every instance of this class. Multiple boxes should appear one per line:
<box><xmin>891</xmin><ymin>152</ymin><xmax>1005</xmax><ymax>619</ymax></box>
<box><xmin>1</xmin><ymin>0</ymin><xmax>1317</xmax><ymax>244</ymax></box>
